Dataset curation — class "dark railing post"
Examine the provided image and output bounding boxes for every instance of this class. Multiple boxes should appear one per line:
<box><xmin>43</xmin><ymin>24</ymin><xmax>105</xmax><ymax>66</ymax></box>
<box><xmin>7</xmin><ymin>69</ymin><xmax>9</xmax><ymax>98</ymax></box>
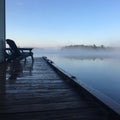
<box><xmin>0</xmin><ymin>0</ymin><xmax>6</xmax><ymax>63</ymax></box>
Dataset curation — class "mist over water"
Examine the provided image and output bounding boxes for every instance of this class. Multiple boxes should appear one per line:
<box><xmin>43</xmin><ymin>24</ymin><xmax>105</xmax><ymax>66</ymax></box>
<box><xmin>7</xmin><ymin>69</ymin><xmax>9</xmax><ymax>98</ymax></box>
<box><xmin>33</xmin><ymin>47</ymin><xmax>120</xmax><ymax>59</ymax></box>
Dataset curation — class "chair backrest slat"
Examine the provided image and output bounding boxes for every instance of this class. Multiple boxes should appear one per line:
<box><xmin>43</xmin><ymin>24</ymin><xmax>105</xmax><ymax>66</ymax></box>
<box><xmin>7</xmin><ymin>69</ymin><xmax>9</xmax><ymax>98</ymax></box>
<box><xmin>6</xmin><ymin>39</ymin><xmax>21</xmax><ymax>56</ymax></box>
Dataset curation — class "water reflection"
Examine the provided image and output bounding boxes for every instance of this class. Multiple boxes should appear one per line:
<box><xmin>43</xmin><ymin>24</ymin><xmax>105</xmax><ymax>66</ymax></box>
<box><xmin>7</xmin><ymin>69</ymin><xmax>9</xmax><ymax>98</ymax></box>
<box><xmin>62</xmin><ymin>55</ymin><xmax>105</xmax><ymax>61</ymax></box>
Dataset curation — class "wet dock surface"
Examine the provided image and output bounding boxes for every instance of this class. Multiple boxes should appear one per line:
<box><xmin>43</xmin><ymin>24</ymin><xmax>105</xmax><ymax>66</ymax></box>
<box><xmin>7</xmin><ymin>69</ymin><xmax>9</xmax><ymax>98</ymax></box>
<box><xmin>0</xmin><ymin>57</ymin><xmax>119</xmax><ymax>120</ymax></box>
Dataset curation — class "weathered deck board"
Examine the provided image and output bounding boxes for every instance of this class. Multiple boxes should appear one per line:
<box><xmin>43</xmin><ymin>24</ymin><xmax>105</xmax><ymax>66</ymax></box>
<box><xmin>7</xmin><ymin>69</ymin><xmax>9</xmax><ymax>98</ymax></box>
<box><xmin>0</xmin><ymin>57</ymin><xmax>119</xmax><ymax>120</ymax></box>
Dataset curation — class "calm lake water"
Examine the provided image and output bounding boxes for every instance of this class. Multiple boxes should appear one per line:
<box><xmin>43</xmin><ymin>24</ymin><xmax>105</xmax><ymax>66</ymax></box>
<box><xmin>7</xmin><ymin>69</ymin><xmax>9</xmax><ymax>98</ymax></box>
<box><xmin>33</xmin><ymin>49</ymin><xmax>120</xmax><ymax>107</ymax></box>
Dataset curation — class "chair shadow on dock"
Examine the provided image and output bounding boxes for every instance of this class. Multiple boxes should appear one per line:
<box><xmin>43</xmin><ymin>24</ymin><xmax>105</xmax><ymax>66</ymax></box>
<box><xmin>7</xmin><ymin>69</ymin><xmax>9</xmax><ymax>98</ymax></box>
<box><xmin>6</xmin><ymin>60</ymin><xmax>33</xmax><ymax>84</ymax></box>
<box><xmin>0</xmin><ymin>59</ymin><xmax>33</xmax><ymax>86</ymax></box>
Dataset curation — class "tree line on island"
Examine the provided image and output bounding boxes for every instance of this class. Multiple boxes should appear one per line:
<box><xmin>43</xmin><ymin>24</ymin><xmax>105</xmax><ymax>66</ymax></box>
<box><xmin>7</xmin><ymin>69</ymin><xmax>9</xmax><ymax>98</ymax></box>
<box><xmin>61</xmin><ymin>44</ymin><xmax>113</xmax><ymax>51</ymax></box>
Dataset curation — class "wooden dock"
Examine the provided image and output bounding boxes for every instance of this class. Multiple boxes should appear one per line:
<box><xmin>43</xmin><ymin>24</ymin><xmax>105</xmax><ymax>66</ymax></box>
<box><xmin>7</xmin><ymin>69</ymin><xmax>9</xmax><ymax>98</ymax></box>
<box><xmin>0</xmin><ymin>57</ymin><xmax>120</xmax><ymax>120</ymax></box>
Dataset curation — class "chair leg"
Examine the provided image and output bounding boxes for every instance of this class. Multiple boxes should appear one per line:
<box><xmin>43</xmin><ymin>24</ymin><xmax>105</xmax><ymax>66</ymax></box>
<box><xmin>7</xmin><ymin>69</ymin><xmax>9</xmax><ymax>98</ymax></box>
<box><xmin>31</xmin><ymin>55</ymin><xmax>34</xmax><ymax>61</ymax></box>
<box><xmin>24</xmin><ymin>57</ymin><xmax>26</xmax><ymax>62</ymax></box>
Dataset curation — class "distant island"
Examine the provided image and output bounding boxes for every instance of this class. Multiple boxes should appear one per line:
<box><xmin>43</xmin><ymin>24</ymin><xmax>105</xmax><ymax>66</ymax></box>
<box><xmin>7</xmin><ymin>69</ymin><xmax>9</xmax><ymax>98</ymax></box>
<box><xmin>61</xmin><ymin>44</ymin><xmax>113</xmax><ymax>51</ymax></box>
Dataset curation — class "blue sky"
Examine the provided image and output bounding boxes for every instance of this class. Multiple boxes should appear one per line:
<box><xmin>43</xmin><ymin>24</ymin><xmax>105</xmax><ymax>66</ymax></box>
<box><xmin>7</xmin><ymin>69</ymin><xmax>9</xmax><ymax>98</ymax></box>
<box><xmin>6</xmin><ymin>0</ymin><xmax>120</xmax><ymax>48</ymax></box>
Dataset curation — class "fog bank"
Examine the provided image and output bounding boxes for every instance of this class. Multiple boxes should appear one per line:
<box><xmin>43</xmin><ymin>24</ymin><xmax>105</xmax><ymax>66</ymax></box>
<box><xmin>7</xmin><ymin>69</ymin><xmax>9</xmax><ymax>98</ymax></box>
<box><xmin>33</xmin><ymin>47</ymin><xmax>120</xmax><ymax>58</ymax></box>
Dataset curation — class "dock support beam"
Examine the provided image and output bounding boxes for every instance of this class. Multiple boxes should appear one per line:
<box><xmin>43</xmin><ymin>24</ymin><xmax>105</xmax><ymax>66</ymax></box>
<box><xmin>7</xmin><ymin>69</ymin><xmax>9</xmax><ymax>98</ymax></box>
<box><xmin>0</xmin><ymin>0</ymin><xmax>5</xmax><ymax>63</ymax></box>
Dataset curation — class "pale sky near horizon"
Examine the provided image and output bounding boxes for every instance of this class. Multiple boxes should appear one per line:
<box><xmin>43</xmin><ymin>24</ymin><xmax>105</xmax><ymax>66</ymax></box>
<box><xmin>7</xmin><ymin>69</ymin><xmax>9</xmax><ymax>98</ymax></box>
<box><xmin>6</xmin><ymin>0</ymin><xmax>120</xmax><ymax>48</ymax></box>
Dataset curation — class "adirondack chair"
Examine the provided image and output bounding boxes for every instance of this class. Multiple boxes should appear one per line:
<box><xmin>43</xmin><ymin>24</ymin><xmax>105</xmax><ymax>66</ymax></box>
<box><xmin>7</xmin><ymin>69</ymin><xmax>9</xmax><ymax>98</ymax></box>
<box><xmin>6</xmin><ymin>39</ymin><xmax>34</xmax><ymax>62</ymax></box>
